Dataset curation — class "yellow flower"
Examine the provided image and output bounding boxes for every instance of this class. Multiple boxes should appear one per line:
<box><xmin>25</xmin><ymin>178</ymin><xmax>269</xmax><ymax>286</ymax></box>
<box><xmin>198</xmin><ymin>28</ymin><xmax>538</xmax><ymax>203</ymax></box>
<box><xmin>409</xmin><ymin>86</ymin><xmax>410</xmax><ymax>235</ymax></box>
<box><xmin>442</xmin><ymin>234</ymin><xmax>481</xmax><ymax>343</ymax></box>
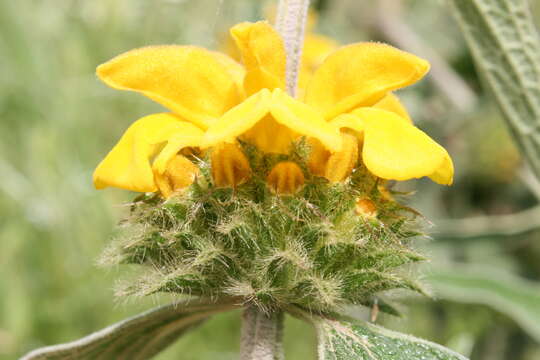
<box><xmin>93</xmin><ymin>22</ymin><xmax>340</xmax><ymax>197</ymax></box>
<box><xmin>93</xmin><ymin>20</ymin><xmax>453</xmax><ymax>199</ymax></box>
<box><xmin>302</xmin><ymin>41</ymin><xmax>453</xmax><ymax>185</ymax></box>
<box><xmin>206</xmin><ymin>22</ymin><xmax>453</xmax><ymax>185</ymax></box>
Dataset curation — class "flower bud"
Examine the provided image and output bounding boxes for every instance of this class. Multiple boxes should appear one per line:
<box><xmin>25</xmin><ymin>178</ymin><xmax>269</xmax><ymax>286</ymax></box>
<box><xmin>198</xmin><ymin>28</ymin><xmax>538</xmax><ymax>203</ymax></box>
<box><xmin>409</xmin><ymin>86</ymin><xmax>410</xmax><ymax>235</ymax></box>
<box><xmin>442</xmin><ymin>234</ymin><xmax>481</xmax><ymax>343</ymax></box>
<box><xmin>308</xmin><ymin>132</ymin><xmax>358</xmax><ymax>183</ymax></box>
<box><xmin>267</xmin><ymin>161</ymin><xmax>305</xmax><ymax>194</ymax></box>
<box><xmin>355</xmin><ymin>198</ymin><xmax>378</xmax><ymax>218</ymax></box>
<box><xmin>307</xmin><ymin>138</ymin><xmax>330</xmax><ymax>177</ymax></box>
<box><xmin>324</xmin><ymin>133</ymin><xmax>359</xmax><ymax>183</ymax></box>
<box><xmin>211</xmin><ymin>143</ymin><xmax>251</xmax><ymax>188</ymax></box>
<box><xmin>154</xmin><ymin>155</ymin><xmax>199</xmax><ymax>198</ymax></box>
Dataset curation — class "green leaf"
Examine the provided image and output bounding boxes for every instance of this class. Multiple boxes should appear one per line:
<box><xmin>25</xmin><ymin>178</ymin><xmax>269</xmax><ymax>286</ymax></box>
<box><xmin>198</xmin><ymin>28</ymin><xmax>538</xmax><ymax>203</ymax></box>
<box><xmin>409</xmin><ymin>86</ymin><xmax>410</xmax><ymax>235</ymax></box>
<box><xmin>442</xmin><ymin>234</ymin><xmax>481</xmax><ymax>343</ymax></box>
<box><xmin>448</xmin><ymin>0</ymin><xmax>540</xmax><ymax>178</ymax></box>
<box><xmin>308</xmin><ymin>313</ymin><xmax>468</xmax><ymax>359</ymax></box>
<box><xmin>427</xmin><ymin>265</ymin><xmax>540</xmax><ymax>342</ymax></box>
<box><xmin>21</xmin><ymin>300</ymin><xmax>237</xmax><ymax>360</ymax></box>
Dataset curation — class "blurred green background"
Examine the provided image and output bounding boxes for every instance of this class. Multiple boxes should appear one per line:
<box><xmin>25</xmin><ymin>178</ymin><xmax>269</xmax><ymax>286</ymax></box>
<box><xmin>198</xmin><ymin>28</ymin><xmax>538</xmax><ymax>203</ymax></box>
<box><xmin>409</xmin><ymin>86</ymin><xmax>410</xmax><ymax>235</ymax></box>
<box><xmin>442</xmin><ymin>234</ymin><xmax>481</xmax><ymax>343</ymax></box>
<box><xmin>1</xmin><ymin>0</ymin><xmax>540</xmax><ymax>359</ymax></box>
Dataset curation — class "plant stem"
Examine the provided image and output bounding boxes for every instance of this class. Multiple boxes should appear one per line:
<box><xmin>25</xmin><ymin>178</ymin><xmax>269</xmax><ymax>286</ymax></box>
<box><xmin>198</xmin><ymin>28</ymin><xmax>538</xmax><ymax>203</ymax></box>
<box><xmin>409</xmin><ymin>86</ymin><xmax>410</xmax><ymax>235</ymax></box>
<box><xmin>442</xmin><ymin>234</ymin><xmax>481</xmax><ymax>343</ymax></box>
<box><xmin>275</xmin><ymin>0</ymin><xmax>311</xmax><ymax>97</ymax></box>
<box><xmin>239</xmin><ymin>306</ymin><xmax>284</xmax><ymax>360</ymax></box>
<box><xmin>237</xmin><ymin>3</ymin><xmax>310</xmax><ymax>356</ymax></box>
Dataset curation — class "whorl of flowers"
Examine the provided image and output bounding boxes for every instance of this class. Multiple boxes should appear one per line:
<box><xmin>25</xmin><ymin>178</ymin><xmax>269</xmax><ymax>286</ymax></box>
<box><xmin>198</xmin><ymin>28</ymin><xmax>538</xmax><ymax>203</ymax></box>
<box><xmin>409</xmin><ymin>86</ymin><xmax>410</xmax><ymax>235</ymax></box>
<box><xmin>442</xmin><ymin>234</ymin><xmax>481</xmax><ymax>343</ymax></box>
<box><xmin>95</xmin><ymin>21</ymin><xmax>453</xmax><ymax>312</ymax></box>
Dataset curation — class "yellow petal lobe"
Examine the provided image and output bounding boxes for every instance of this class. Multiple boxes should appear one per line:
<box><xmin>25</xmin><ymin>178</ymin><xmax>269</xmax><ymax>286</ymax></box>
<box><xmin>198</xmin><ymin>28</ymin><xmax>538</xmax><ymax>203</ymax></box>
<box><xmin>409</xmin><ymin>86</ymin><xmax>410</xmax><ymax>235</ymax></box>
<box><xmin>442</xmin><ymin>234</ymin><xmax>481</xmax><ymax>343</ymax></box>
<box><xmin>202</xmin><ymin>89</ymin><xmax>272</xmax><ymax>148</ymax></box>
<box><xmin>297</xmin><ymin>33</ymin><xmax>339</xmax><ymax>96</ymax></box>
<box><xmin>211</xmin><ymin>143</ymin><xmax>251</xmax><ymax>188</ymax></box>
<box><xmin>93</xmin><ymin>113</ymin><xmax>201</xmax><ymax>193</ymax></box>
<box><xmin>428</xmin><ymin>154</ymin><xmax>454</xmax><ymax>185</ymax></box>
<box><xmin>231</xmin><ymin>22</ymin><xmax>286</xmax><ymax>95</ymax></box>
<box><xmin>203</xmin><ymin>89</ymin><xmax>342</xmax><ymax>155</ymax></box>
<box><xmin>267</xmin><ymin>162</ymin><xmax>305</xmax><ymax>194</ymax></box>
<box><xmin>96</xmin><ymin>46</ymin><xmax>242</xmax><ymax>129</ymax></box>
<box><xmin>306</xmin><ymin>42</ymin><xmax>430</xmax><ymax>119</ymax></box>
<box><xmin>242</xmin><ymin>114</ymin><xmax>298</xmax><ymax>154</ymax></box>
<box><xmin>330</xmin><ymin>113</ymin><xmax>365</xmax><ymax>134</ymax></box>
<box><xmin>355</xmin><ymin>108</ymin><xmax>453</xmax><ymax>184</ymax></box>
<box><xmin>302</xmin><ymin>34</ymin><xmax>340</xmax><ymax>73</ymax></box>
<box><xmin>210</xmin><ymin>50</ymin><xmax>247</xmax><ymax>98</ymax></box>
<box><xmin>152</xmin><ymin>130</ymin><xmax>204</xmax><ymax>175</ymax></box>
<box><xmin>270</xmin><ymin>88</ymin><xmax>342</xmax><ymax>153</ymax></box>
<box><xmin>373</xmin><ymin>93</ymin><xmax>412</xmax><ymax>123</ymax></box>
<box><xmin>154</xmin><ymin>155</ymin><xmax>200</xmax><ymax>198</ymax></box>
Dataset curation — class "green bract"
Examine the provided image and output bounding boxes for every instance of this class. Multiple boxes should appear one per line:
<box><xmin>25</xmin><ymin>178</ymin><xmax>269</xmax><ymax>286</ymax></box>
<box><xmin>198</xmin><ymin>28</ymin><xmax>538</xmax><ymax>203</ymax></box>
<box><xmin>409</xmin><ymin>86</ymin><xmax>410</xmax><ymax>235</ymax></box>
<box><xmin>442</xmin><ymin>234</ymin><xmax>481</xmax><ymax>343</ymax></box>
<box><xmin>101</xmin><ymin>142</ymin><xmax>426</xmax><ymax>313</ymax></box>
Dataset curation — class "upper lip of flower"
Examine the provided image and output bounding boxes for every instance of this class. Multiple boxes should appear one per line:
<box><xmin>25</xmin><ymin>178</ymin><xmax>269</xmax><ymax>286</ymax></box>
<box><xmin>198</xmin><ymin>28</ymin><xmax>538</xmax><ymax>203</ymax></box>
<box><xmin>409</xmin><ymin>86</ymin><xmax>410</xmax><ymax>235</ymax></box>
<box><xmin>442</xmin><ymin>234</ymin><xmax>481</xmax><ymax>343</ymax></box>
<box><xmin>93</xmin><ymin>20</ymin><xmax>453</xmax><ymax>195</ymax></box>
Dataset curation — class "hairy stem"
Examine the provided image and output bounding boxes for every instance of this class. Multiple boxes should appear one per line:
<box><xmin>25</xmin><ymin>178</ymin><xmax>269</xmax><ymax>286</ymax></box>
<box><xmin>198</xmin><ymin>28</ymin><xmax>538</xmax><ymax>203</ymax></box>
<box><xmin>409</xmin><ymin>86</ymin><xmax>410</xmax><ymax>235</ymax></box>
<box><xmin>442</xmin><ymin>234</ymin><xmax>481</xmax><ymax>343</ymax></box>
<box><xmin>275</xmin><ymin>0</ymin><xmax>311</xmax><ymax>97</ymax></box>
<box><xmin>240</xmin><ymin>306</ymin><xmax>284</xmax><ymax>360</ymax></box>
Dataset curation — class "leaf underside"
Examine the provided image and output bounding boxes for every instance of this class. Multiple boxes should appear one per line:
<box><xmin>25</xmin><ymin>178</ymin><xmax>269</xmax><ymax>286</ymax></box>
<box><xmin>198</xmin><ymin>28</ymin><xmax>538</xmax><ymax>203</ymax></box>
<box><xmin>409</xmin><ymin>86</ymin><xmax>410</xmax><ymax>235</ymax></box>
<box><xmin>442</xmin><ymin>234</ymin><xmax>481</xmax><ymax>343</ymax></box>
<box><xmin>428</xmin><ymin>265</ymin><xmax>540</xmax><ymax>342</ymax></box>
<box><xmin>21</xmin><ymin>300</ymin><xmax>237</xmax><ymax>360</ymax></box>
<box><xmin>312</xmin><ymin>315</ymin><xmax>468</xmax><ymax>360</ymax></box>
<box><xmin>448</xmin><ymin>0</ymin><xmax>540</xmax><ymax>178</ymax></box>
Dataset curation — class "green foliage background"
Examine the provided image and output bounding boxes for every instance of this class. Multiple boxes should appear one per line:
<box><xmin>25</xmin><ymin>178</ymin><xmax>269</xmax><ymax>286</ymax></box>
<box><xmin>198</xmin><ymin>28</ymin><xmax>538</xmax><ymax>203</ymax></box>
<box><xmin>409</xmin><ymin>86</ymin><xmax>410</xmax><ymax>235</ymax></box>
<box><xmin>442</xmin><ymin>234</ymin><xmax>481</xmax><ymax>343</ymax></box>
<box><xmin>1</xmin><ymin>0</ymin><xmax>540</xmax><ymax>359</ymax></box>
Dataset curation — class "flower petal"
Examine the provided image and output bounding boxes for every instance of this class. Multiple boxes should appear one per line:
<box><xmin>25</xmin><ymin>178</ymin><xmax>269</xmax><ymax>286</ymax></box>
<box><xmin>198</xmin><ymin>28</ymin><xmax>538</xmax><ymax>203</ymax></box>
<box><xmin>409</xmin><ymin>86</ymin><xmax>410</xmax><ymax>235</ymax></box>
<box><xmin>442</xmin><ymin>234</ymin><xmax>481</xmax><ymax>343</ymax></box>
<box><xmin>373</xmin><ymin>93</ymin><xmax>412</xmax><ymax>123</ymax></box>
<box><xmin>270</xmin><ymin>88</ymin><xmax>342</xmax><ymax>152</ymax></box>
<box><xmin>330</xmin><ymin>93</ymin><xmax>412</xmax><ymax>134</ymax></box>
<box><xmin>301</xmin><ymin>34</ymin><xmax>339</xmax><ymax>73</ymax></box>
<box><xmin>230</xmin><ymin>21</ymin><xmax>286</xmax><ymax>95</ymax></box>
<box><xmin>242</xmin><ymin>114</ymin><xmax>299</xmax><ymax>154</ymax></box>
<box><xmin>297</xmin><ymin>33</ymin><xmax>339</xmax><ymax>98</ymax></box>
<box><xmin>428</xmin><ymin>154</ymin><xmax>454</xmax><ymax>185</ymax></box>
<box><xmin>203</xmin><ymin>89</ymin><xmax>342</xmax><ymax>154</ymax></box>
<box><xmin>96</xmin><ymin>46</ymin><xmax>242</xmax><ymax>129</ymax></box>
<box><xmin>152</xmin><ymin>129</ymin><xmax>204</xmax><ymax>175</ymax></box>
<box><xmin>305</xmin><ymin>42</ymin><xmax>430</xmax><ymax>119</ymax></box>
<box><xmin>330</xmin><ymin>113</ymin><xmax>365</xmax><ymax>134</ymax></box>
<box><xmin>201</xmin><ymin>89</ymin><xmax>272</xmax><ymax>148</ymax></box>
<box><xmin>210</xmin><ymin>50</ymin><xmax>246</xmax><ymax>98</ymax></box>
<box><xmin>93</xmin><ymin>113</ymin><xmax>203</xmax><ymax>192</ymax></box>
<box><xmin>355</xmin><ymin>108</ymin><xmax>453</xmax><ymax>184</ymax></box>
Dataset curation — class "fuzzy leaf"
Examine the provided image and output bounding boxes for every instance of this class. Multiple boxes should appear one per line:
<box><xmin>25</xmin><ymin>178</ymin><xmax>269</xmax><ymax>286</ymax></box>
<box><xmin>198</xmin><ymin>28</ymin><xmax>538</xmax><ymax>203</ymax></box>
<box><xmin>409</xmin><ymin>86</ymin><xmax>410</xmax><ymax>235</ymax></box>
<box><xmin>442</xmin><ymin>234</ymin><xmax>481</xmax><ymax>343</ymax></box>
<box><xmin>311</xmin><ymin>315</ymin><xmax>468</xmax><ymax>360</ymax></box>
<box><xmin>21</xmin><ymin>300</ymin><xmax>237</xmax><ymax>360</ymax></box>
<box><xmin>427</xmin><ymin>265</ymin><xmax>540</xmax><ymax>342</ymax></box>
<box><xmin>448</xmin><ymin>0</ymin><xmax>540</xmax><ymax>178</ymax></box>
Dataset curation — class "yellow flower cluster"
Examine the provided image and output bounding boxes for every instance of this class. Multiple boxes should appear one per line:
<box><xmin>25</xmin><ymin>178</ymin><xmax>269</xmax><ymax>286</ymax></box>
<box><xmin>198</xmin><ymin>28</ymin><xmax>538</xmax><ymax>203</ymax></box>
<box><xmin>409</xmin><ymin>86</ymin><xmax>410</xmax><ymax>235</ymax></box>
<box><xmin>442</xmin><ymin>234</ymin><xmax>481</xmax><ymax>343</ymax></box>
<box><xmin>93</xmin><ymin>21</ymin><xmax>453</xmax><ymax>198</ymax></box>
